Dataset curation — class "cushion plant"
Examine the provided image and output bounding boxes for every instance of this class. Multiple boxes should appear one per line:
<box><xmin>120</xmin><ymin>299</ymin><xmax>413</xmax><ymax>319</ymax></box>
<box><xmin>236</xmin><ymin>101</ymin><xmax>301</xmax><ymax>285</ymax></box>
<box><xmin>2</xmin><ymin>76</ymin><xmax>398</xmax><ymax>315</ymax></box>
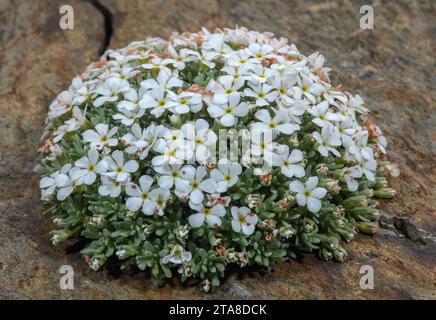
<box><xmin>37</xmin><ymin>27</ymin><xmax>396</xmax><ymax>292</ymax></box>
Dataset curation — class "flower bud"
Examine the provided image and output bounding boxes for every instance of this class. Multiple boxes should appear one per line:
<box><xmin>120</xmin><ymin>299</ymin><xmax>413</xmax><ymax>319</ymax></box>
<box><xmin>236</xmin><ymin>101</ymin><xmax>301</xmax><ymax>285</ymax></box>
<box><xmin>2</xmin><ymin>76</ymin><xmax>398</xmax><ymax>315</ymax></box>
<box><xmin>316</xmin><ymin>164</ymin><xmax>329</xmax><ymax>175</ymax></box>
<box><xmin>259</xmin><ymin>174</ymin><xmax>271</xmax><ymax>186</ymax></box>
<box><xmin>320</xmin><ymin>248</ymin><xmax>333</xmax><ymax>260</ymax></box>
<box><xmin>355</xmin><ymin>221</ymin><xmax>377</xmax><ymax>235</ymax></box>
<box><xmin>50</xmin><ymin>229</ymin><xmax>73</xmax><ymax>245</ymax></box>
<box><xmin>333</xmin><ymin>247</ymin><xmax>347</xmax><ymax>262</ymax></box>
<box><xmin>177</xmin><ymin>224</ymin><xmax>190</xmax><ymax>238</ymax></box>
<box><xmin>90</xmin><ymin>254</ymin><xmax>107</xmax><ymax>271</ymax></box>
<box><xmin>247</xmin><ymin>194</ymin><xmax>262</xmax><ymax>208</ymax></box>
<box><xmin>279</xmin><ymin>225</ymin><xmax>295</xmax><ymax>238</ymax></box>
<box><xmin>169</xmin><ymin>114</ymin><xmax>182</xmax><ymax>127</ymax></box>
<box><xmin>202</xmin><ymin>279</ymin><xmax>212</xmax><ymax>293</ymax></box>
<box><xmin>215</xmin><ymin>246</ymin><xmax>225</xmax><ymax>256</ymax></box>
<box><xmin>373</xmin><ymin>188</ymin><xmax>396</xmax><ymax>199</ymax></box>
<box><xmin>348</xmin><ymin>206</ymin><xmax>379</xmax><ymax>220</ymax></box>
<box><xmin>343</xmin><ymin>195</ymin><xmax>368</xmax><ymax>209</ymax></box>
<box><xmin>320</xmin><ymin>178</ymin><xmax>341</xmax><ymax>194</ymax></box>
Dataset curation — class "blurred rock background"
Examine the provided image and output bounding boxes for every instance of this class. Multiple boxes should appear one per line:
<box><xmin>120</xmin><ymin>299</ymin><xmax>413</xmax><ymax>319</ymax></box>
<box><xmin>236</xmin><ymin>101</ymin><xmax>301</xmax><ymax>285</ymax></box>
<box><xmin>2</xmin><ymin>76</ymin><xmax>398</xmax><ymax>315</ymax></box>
<box><xmin>0</xmin><ymin>0</ymin><xmax>434</xmax><ymax>299</ymax></box>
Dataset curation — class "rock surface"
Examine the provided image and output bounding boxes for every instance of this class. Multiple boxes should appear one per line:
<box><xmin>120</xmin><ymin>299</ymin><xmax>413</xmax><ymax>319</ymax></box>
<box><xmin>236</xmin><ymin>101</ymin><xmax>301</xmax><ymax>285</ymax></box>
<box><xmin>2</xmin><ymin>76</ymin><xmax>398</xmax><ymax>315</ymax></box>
<box><xmin>0</xmin><ymin>0</ymin><xmax>435</xmax><ymax>299</ymax></box>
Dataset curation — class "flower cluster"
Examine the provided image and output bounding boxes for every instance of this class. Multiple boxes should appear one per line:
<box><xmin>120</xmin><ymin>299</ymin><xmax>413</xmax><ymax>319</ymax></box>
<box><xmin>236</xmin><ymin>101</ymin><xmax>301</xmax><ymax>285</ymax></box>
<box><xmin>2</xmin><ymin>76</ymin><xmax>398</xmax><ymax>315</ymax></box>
<box><xmin>38</xmin><ymin>27</ymin><xmax>396</xmax><ymax>291</ymax></box>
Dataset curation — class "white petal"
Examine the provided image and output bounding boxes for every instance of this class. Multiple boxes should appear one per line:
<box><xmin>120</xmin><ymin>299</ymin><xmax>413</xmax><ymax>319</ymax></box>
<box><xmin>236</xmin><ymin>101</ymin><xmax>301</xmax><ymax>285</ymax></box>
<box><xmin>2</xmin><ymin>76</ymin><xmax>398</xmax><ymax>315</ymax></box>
<box><xmin>288</xmin><ymin>149</ymin><xmax>303</xmax><ymax>163</ymax></box>
<box><xmin>189</xmin><ymin>189</ymin><xmax>204</xmax><ymax>204</ymax></box>
<box><xmin>188</xmin><ymin>213</ymin><xmax>205</xmax><ymax>228</ymax></box>
<box><xmin>289</xmin><ymin>180</ymin><xmax>304</xmax><ymax>193</ymax></box>
<box><xmin>231</xmin><ymin>220</ymin><xmax>241</xmax><ymax>233</ymax></box>
<box><xmin>220</xmin><ymin>114</ymin><xmax>236</xmax><ymax>127</ymax></box>
<box><xmin>158</xmin><ymin>176</ymin><xmax>174</xmax><ymax>189</ymax></box>
<box><xmin>83</xmin><ymin>172</ymin><xmax>96</xmax><ymax>185</ymax></box>
<box><xmin>126</xmin><ymin>197</ymin><xmax>142</xmax><ymax>211</ymax></box>
<box><xmin>206</xmin><ymin>215</ymin><xmax>221</xmax><ymax>228</ymax></box>
<box><xmin>241</xmin><ymin>224</ymin><xmax>255</xmax><ymax>235</ymax></box>
<box><xmin>82</xmin><ymin>130</ymin><xmax>99</xmax><ymax>143</ymax></box>
<box><xmin>124</xmin><ymin>160</ymin><xmax>139</xmax><ymax>173</ymax></box>
<box><xmin>40</xmin><ymin>177</ymin><xmax>55</xmax><ymax>188</ymax></box>
<box><xmin>57</xmin><ymin>187</ymin><xmax>73</xmax><ymax>201</ymax></box>
<box><xmin>211</xmin><ymin>204</ymin><xmax>226</xmax><ymax>217</ymax></box>
<box><xmin>311</xmin><ymin>187</ymin><xmax>327</xmax><ymax>199</ymax></box>
<box><xmin>296</xmin><ymin>193</ymin><xmax>307</xmax><ymax>206</ymax></box>
<box><xmin>306</xmin><ymin>176</ymin><xmax>319</xmax><ymax>190</ymax></box>
<box><xmin>289</xmin><ymin>165</ymin><xmax>305</xmax><ymax>178</ymax></box>
<box><xmin>142</xmin><ymin>199</ymin><xmax>155</xmax><ymax>215</ymax></box>
<box><xmin>199</xmin><ymin>178</ymin><xmax>217</xmax><ymax>193</ymax></box>
<box><xmin>112</xmin><ymin>150</ymin><xmax>124</xmax><ymax>166</ymax></box>
<box><xmin>307</xmin><ymin>197</ymin><xmax>321</xmax><ymax>213</ymax></box>
<box><xmin>139</xmin><ymin>175</ymin><xmax>153</xmax><ymax>191</ymax></box>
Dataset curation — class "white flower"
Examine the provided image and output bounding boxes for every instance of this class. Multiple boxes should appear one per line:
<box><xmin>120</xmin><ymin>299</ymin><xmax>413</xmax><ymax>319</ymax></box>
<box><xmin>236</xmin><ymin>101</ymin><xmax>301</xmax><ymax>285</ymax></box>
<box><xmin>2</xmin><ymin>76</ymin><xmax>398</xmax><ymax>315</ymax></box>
<box><xmin>175</xmin><ymin>166</ymin><xmax>217</xmax><ymax>204</ymax></box>
<box><xmin>343</xmin><ymin>172</ymin><xmax>359</xmax><ymax>192</ymax></box>
<box><xmin>71</xmin><ymin>149</ymin><xmax>107</xmax><ymax>185</ymax></box>
<box><xmin>289</xmin><ymin>176</ymin><xmax>327</xmax><ymax>213</ymax></box>
<box><xmin>55</xmin><ymin>166</ymin><xmax>81</xmax><ymax>201</ymax></box>
<box><xmin>245</xmin><ymin>42</ymin><xmax>274</xmax><ymax>60</ymax></box>
<box><xmin>140</xmin><ymin>68</ymin><xmax>182</xmax><ymax>91</ymax></box>
<box><xmin>332</xmin><ymin>119</ymin><xmax>355</xmax><ymax>147</ymax></box>
<box><xmin>171</xmin><ymin>92</ymin><xmax>203</xmax><ymax>114</ymax></box>
<box><xmin>181</xmin><ymin>120</ymin><xmax>217</xmax><ymax>163</ymax></box>
<box><xmin>252</xmin><ymin>109</ymin><xmax>299</xmax><ymax>135</ymax></box>
<box><xmin>226</xmin><ymin>50</ymin><xmax>256</xmax><ymax>68</ymax></box>
<box><xmin>207</xmin><ymin>94</ymin><xmax>248</xmax><ymax>127</ymax></box>
<box><xmin>48</xmin><ymin>90</ymin><xmax>73</xmax><ymax>119</ymax></box>
<box><xmin>220</xmin><ymin>65</ymin><xmax>252</xmax><ymax>84</ymax></box>
<box><xmin>244</xmin><ymin>83</ymin><xmax>277</xmax><ymax>107</ymax></box>
<box><xmin>272</xmin><ymin>147</ymin><xmax>305</xmax><ymax>178</ymax></box>
<box><xmin>308</xmin><ymin>101</ymin><xmax>338</xmax><ymax>127</ymax></box>
<box><xmin>40</xmin><ymin>164</ymin><xmax>71</xmax><ymax>198</ymax></box>
<box><xmin>163</xmin><ymin>44</ymin><xmax>199</xmax><ymax>70</ymax></box>
<box><xmin>109</xmin><ymin>66</ymin><xmax>139</xmax><ymax>80</ymax></box>
<box><xmin>247</xmin><ymin>65</ymin><xmax>276</xmax><ymax>83</ymax></box>
<box><xmin>116</xmin><ymin>87</ymin><xmax>148</xmax><ymax>111</ymax></box>
<box><xmin>40</xmin><ymin>171</ymin><xmax>59</xmax><ymax>198</ymax></box>
<box><xmin>148</xmin><ymin>187</ymin><xmax>171</xmax><ymax>216</ymax></box>
<box><xmin>152</xmin><ymin>136</ymin><xmax>193</xmax><ymax>166</ymax></box>
<box><xmin>52</xmin><ymin>106</ymin><xmax>86</xmax><ymax>143</ymax></box>
<box><xmin>113</xmin><ymin>107</ymin><xmax>145</xmax><ymax>126</ymax></box>
<box><xmin>122</xmin><ymin>123</ymin><xmax>163</xmax><ymax>160</ymax></box>
<box><xmin>93</xmin><ymin>78</ymin><xmax>130</xmax><ymax>107</ymax></box>
<box><xmin>141</xmin><ymin>57</ymin><xmax>171</xmax><ymax>72</ymax></box>
<box><xmin>102</xmin><ymin>150</ymin><xmax>139</xmax><ymax>182</ymax></box>
<box><xmin>293</xmin><ymin>74</ymin><xmax>324</xmax><ymax>103</ymax></box>
<box><xmin>231</xmin><ymin>206</ymin><xmax>258</xmax><ymax>235</ymax></box>
<box><xmin>251</xmin><ymin>130</ymin><xmax>286</xmax><ymax>165</ymax></box>
<box><xmin>348</xmin><ymin>159</ymin><xmax>377</xmax><ymax>181</ymax></box>
<box><xmin>98</xmin><ymin>176</ymin><xmax>123</xmax><ymax>197</ymax></box>
<box><xmin>348</xmin><ymin>131</ymin><xmax>373</xmax><ymax>161</ymax></box>
<box><xmin>82</xmin><ymin>123</ymin><xmax>118</xmax><ymax>150</ymax></box>
<box><xmin>141</xmin><ymin>87</ymin><xmax>176</xmax><ymax>117</ymax></box>
<box><xmin>208</xmin><ymin>77</ymin><xmax>243</xmax><ymax>105</ymax></box>
<box><xmin>107</xmin><ymin>51</ymin><xmax>134</xmax><ymax>67</ymax></box>
<box><xmin>312</xmin><ymin>125</ymin><xmax>341</xmax><ymax>157</ymax></box>
<box><xmin>201</xmin><ymin>34</ymin><xmax>233</xmax><ymax>60</ymax></box>
<box><xmin>210</xmin><ymin>160</ymin><xmax>242</xmax><ymax>192</ymax></box>
<box><xmin>155</xmin><ymin>164</ymin><xmax>190</xmax><ymax>190</ymax></box>
<box><xmin>162</xmin><ymin>245</ymin><xmax>192</xmax><ymax>264</ymax></box>
<box><xmin>71</xmin><ymin>78</ymin><xmax>92</xmax><ymax>105</ymax></box>
<box><xmin>125</xmin><ymin>175</ymin><xmax>155</xmax><ymax>215</ymax></box>
<box><xmin>188</xmin><ymin>202</ymin><xmax>226</xmax><ymax>228</ymax></box>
